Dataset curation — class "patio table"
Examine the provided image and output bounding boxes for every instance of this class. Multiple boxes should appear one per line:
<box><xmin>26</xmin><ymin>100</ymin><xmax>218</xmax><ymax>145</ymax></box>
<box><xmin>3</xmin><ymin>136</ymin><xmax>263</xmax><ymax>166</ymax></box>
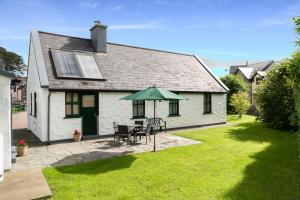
<box><xmin>128</xmin><ymin>125</ymin><xmax>142</xmax><ymax>142</ymax></box>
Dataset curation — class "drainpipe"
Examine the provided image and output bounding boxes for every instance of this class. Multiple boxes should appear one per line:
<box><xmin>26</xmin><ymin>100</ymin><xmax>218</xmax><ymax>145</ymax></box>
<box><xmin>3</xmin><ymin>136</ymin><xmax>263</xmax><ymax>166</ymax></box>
<box><xmin>47</xmin><ymin>91</ymin><xmax>51</xmax><ymax>145</ymax></box>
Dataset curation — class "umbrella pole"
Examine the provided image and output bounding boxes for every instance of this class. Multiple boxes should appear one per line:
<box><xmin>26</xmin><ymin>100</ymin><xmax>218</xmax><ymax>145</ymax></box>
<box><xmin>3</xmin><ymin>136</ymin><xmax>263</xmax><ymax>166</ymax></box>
<box><xmin>153</xmin><ymin>100</ymin><xmax>156</xmax><ymax>152</ymax></box>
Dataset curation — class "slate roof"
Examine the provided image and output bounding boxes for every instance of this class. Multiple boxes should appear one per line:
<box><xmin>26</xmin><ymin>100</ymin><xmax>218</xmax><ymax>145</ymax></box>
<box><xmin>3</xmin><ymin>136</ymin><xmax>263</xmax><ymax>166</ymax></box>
<box><xmin>230</xmin><ymin>60</ymin><xmax>274</xmax><ymax>80</ymax></box>
<box><xmin>0</xmin><ymin>69</ymin><xmax>14</xmax><ymax>78</ymax></box>
<box><xmin>37</xmin><ymin>31</ymin><xmax>227</xmax><ymax>93</ymax></box>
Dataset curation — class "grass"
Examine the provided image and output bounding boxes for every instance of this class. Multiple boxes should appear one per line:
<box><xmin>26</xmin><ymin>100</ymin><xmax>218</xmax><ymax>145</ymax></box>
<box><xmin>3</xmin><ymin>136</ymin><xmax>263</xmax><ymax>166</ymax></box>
<box><xmin>43</xmin><ymin>115</ymin><xmax>300</xmax><ymax>199</ymax></box>
<box><xmin>12</xmin><ymin>104</ymin><xmax>25</xmax><ymax>113</ymax></box>
<box><xmin>226</xmin><ymin>114</ymin><xmax>257</xmax><ymax>124</ymax></box>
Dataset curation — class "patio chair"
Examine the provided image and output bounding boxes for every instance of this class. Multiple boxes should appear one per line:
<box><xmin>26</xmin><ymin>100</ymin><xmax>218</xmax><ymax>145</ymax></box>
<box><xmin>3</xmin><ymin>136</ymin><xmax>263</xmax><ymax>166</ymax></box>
<box><xmin>117</xmin><ymin>125</ymin><xmax>131</xmax><ymax>142</ymax></box>
<box><xmin>113</xmin><ymin>122</ymin><xmax>118</xmax><ymax>141</ymax></box>
<box><xmin>147</xmin><ymin>118</ymin><xmax>167</xmax><ymax>133</ymax></box>
<box><xmin>134</xmin><ymin>120</ymin><xmax>144</xmax><ymax>131</ymax></box>
<box><xmin>135</xmin><ymin>124</ymin><xmax>152</xmax><ymax>144</ymax></box>
<box><xmin>135</xmin><ymin>120</ymin><xmax>144</xmax><ymax>126</ymax></box>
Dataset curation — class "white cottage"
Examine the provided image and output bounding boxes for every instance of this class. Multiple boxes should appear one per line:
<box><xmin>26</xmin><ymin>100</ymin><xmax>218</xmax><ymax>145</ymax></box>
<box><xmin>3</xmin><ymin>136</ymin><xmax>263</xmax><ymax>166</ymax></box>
<box><xmin>27</xmin><ymin>21</ymin><xmax>228</xmax><ymax>143</ymax></box>
<box><xmin>0</xmin><ymin>70</ymin><xmax>13</xmax><ymax>175</ymax></box>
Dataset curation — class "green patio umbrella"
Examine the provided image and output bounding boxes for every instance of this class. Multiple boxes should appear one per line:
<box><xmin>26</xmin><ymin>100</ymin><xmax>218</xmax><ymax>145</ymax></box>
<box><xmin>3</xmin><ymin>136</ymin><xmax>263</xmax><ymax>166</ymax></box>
<box><xmin>120</xmin><ymin>85</ymin><xmax>186</xmax><ymax>151</ymax></box>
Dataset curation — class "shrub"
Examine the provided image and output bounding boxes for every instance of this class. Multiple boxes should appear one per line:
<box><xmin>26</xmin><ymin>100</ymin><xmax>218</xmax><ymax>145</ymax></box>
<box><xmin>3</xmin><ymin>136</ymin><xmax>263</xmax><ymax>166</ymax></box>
<box><xmin>230</xmin><ymin>91</ymin><xmax>250</xmax><ymax>118</ymax></box>
<box><xmin>220</xmin><ymin>74</ymin><xmax>248</xmax><ymax>113</ymax></box>
<box><xmin>255</xmin><ymin>60</ymin><xmax>297</xmax><ymax>129</ymax></box>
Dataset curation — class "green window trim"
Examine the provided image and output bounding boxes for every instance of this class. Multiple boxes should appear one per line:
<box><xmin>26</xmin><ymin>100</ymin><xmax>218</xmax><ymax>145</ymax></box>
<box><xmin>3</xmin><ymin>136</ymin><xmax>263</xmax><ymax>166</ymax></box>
<box><xmin>34</xmin><ymin>92</ymin><xmax>37</xmax><ymax>117</ymax></box>
<box><xmin>65</xmin><ymin>92</ymin><xmax>80</xmax><ymax>118</ymax></box>
<box><xmin>204</xmin><ymin>93</ymin><xmax>212</xmax><ymax>114</ymax></box>
<box><xmin>133</xmin><ymin>100</ymin><xmax>145</xmax><ymax>118</ymax></box>
<box><xmin>30</xmin><ymin>93</ymin><xmax>32</xmax><ymax>116</ymax></box>
<box><xmin>169</xmin><ymin>99</ymin><xmax>179</xmax><ymax>116</ymax></box>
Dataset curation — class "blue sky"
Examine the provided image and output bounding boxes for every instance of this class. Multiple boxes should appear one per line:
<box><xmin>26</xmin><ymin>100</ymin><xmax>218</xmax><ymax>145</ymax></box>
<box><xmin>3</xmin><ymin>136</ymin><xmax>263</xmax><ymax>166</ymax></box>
<box><xmin>0</xmin><ymin>0</ymin><xmax>299</xmax><ymax>77</ymax></box>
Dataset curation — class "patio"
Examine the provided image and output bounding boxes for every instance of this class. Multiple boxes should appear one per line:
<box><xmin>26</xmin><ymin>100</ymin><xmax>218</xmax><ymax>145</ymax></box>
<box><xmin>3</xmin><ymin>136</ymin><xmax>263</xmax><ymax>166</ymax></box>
<box><xmin>12</xmin><ymin>129</ymin><xmax>200</xmax><ymax>171</ymax></box>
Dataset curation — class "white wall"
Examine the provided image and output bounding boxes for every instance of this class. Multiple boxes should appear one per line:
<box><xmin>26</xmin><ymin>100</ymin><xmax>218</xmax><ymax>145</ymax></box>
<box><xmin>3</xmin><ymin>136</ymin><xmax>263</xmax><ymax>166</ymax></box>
<box><xmin>46</xmin><ymin>91</ymin><xmax>226</xmax><ymax>140</ymax></box>
<box><xmin>27</xmin><ymin>37</ymin><xmax>49</xmax><ymax>142</ymax></box>
<box><xmin>0</xmin><ymin>75</ymin><xmax>11</xmax><ymax>170</ymax></box>
<box><xmin>99</xmin><ymin>92</ymin><xmax>226</xmax><ymax>136</ymax></box>
<box><xmin>49</xmin><ymin>92</ymin><xmax>81</xmax><ymax>141</ymax></box>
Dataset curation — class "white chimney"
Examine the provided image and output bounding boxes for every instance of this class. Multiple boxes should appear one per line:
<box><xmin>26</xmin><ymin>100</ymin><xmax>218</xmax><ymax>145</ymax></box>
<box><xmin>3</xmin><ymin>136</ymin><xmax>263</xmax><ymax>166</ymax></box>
<box><xmin>90</xmin><ymin>20</ymin><xmax>107</xmax><ymax>53</ymax></box>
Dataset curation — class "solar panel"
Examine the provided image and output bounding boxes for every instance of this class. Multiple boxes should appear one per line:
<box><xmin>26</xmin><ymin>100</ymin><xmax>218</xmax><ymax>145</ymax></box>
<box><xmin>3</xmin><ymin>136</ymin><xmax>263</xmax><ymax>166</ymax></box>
<box><xmin>51</xmin><ymin>49</ymin><xmax>83</xmax><ymax>78</ymax></box>
<box><xmin>51</xmin><ymin>49</ymin><xmax>104</xmax><ymax>80</ymax></box>
<box><xmin>76</xmin><ymin>53</ymin><xmax>103</xmax><ymax>79</ymax></box>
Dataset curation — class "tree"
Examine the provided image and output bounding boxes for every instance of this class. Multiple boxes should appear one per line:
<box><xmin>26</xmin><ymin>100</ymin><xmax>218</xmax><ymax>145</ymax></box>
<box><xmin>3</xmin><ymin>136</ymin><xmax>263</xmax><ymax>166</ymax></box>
<box><xmin>0</xmin><ymin>47</ymin><xmax>27</xmax><ymax>75</ymax></box>
<box><xmin>255</xmin><ymin>60</ymin><xmax>297</xmax><ymax>129</ymax></box>
<box><xmin>290</xmin><ymin>16</ymin><xmax>300</xmax><ymax>158</ymax></box>
<box><xmin>220</xmin><ymin>74</ymin><xmax>248</xmax><ymax>113</ymax></box>
<box><xmin>230</xmin><ymin>91</ymin><xmax>250</xmax><ymax>118</ymax></box>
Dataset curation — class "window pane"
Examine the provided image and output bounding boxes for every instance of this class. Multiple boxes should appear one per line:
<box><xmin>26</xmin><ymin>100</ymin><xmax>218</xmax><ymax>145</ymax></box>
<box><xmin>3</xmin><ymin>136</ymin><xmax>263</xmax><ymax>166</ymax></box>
<box><xmin>51</xmin><ymin>50</ymin><xmax>82</xmax><ymax>78</ymax></box>
<box><xmin>174</xmin><ymin>104</ymin><xmax>178</xmax><ymax>114</ymax></box>
<box><xmin>133</xmin><ymin>105</ymin><xmax>138</xmax><ymax>117</ymax></box>
<box><xmin>73</xmin><ymin>93</ymin><xmax>78</xmax><ymax>103</ymax></box>
<box><xmin>66</xmin><ymin>104</ymin><xmax>72</xmax><ymax>115</ymax></box>
<box><xmin>138</xmin><ymin>105</ymin><xmax>144</xmax><ymax>116</ymax></box>
<box><xmin>66</xmin><ymin>93</ymin><xmax>72</xmax><ymax>103</ymax></box>
<box><xmin>73</xmin><ymin>104</ymin><xmax>79</xmax><ymax>115</ymax></box>
<box><xmin>76</xmin><ymin>53</ymin><xmax>103</xmax><ymax>79</ymax></box>
<box><xmin>82</xmin><ymin>95</ymin><xmax>95</xmax><ymax>107</ymax></box>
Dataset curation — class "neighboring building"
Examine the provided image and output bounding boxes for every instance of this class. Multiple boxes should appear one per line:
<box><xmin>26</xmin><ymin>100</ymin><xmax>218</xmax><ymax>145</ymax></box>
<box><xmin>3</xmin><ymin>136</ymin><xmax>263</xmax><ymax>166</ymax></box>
<box><xmin>230</xmin><ymin>60</ymin><xmax>275</xmax><ymax>105</ymax></box>
<box><xmin>12</xmin><ymin>77</ymin><xmax>27</xmax><ymax>103</ymax></box>
<box><xmin>27</xmin><ymin>21</ymin><xmax>228</xmax><ymax>142</ymax></box>
<box><xmin>0</xmin><ymin>70</ymin><xmax>14</xmax><ymax>173</ymax></box>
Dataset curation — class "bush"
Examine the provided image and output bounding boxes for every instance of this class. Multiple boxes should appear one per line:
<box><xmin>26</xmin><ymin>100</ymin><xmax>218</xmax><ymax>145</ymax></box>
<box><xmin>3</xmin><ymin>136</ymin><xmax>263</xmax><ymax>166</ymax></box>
<box><xmin>230</xmin><ymin>91</ymin><xmax>250</xmax><ymax>118</ymax></box>
<box><xmin>255</xmin><ymin>60</ymin><xmax>297</xmax><ymax>129</ymax></box>
<box><xmin>220</xmin><ymin>74</ymin><xmax>248</xmax><ymax>113</ymax></box>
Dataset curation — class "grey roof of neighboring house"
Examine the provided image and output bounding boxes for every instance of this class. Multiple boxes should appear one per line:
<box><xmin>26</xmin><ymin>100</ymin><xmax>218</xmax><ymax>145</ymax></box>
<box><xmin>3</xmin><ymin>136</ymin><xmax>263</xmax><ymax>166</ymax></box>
<box><xmin>230</xmin><ymin>60</ymin><xmax>274</xmax><ymax>80</ymax></box>
<box><xmin>37</xmin><ymin>31</ymin><xmax>228</xmax><ymax>93</ymax></box>
<box><xmin>0</xmin><ymin>69</ymin><xmax>14</xmax><ymax>78</ymax></box>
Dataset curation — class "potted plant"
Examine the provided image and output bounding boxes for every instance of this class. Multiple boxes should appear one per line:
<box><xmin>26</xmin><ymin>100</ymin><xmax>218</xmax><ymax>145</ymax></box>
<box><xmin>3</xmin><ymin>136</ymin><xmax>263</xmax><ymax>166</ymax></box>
<box><xmin>16</xmin><ymin>139</ymin><xmax>28</xmax><ymax>157</ymax></box>
<box><xmin>73</xmin><ymin>129</ymin><xmax>82</xmax><ymax>142</ymax></box>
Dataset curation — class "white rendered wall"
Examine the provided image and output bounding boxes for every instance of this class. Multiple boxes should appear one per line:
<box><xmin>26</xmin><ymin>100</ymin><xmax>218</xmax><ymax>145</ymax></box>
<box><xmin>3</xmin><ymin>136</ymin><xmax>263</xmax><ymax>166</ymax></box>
<box><xmin>98</xmin><ymin>92</ymin><xmax>226</xmax><ymax>136</ymax></box>
<box><xmin>46</xmin><ymin>91</ymin><xmax>226</xmax><ymax>140</ymax></box>
<box><xmin>0</xmin><ymin>75</ymin><xmax>11</xmax><ymax>170</ymax></box>
<box><xmin>49</xmin><ymin>92</ymin><xmax>81</xmax><ymax>141</ymax></box>
<box><xmin>27</xmin><ymin>37</ymin><xmax>49</xmax><ymax>142</ymax></box>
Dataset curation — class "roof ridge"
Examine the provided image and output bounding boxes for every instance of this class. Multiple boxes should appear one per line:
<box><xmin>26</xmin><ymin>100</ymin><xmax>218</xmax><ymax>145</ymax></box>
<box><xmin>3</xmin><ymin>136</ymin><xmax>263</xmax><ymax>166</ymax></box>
<box><xmin>248</xmin><ymin>60</ymin><xmax>273</xmax><ymax>66</ymax></box>
<box><xmin>37</xmin><ymin>30</ymin><xmax>194</xmax><ymax>57</ymax></box>
<box><xmin>107</xmin><ymin>42</ymin><xmax>194</xmax><ymax>57</ymax></box>
<box><xmin>38</xmin><ymin>30</ymin><xmax>91</xmax><ymax>41</ymax></box>
<box><xmin>230</xmin><ymin>60</ymin><xmax>274</xmax><ymax>67</ymax></box>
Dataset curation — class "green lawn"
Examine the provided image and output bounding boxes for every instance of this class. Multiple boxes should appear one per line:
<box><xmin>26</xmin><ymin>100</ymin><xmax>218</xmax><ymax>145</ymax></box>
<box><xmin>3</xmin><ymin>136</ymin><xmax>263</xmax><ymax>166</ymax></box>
<box><xmin>43</xmin><ymin>115</ymin><xmax>300</xmax><ymax>199</ymax></box>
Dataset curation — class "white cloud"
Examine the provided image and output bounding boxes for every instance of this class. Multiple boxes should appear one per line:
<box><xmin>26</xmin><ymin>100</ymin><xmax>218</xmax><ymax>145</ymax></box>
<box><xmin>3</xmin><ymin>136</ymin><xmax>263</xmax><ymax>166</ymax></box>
<box><xmin>0</xmin><ymin>36</ymin><xmax>28</xmax><ymax>40</ymax></box>
<box><xmin>198</xmin><ymin>49</ymin><xmax>254</xmax><ymax>58</ymax></box>
<box><xmin>260</xmin><ymin>18</ymin><xmax>291</xmax><ymax>27</ymax></box>
<box><xmin>110</xmin><ymin>19</ymin><xmax>164</xmax><ymax>30</ymax></box>
<box><xmin>111</xmin><ymin>4</ymin><xmax>123</xmax><ymax>11</ymax></box>
<box><xmin>16</xmin><ymin>0</ymin><xmax>42</xmax><ymax>6</ymax></box>
<box><xmin>79</xmin><ymin>0</ymin><xmax>101</xmax><ymax>8</ymax></box>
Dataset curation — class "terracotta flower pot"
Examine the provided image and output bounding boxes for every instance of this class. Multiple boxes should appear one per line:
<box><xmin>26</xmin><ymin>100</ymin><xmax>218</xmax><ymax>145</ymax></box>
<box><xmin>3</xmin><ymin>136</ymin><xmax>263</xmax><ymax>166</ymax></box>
<box><xmin>17</xmin><ymin>146</ymin><xmax>28</xmax><ymax>157</ymax></box>
<box><xmin>73</xmin><ymin>134</ymin><xmax>82</xmax><ymax>142</ymax></box>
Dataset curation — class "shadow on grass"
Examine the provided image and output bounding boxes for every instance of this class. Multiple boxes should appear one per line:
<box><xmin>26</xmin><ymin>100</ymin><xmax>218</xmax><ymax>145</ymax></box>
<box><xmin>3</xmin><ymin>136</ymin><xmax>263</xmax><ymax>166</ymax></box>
<box><xmin>49</xmin><ymin>152</ymin><xmax>137</xmax><ymax>175</ymax></box>
<box><xmin>224</xmin><ymin>122</ymin><xmax>300</xmax><ymax>200</ymax></box>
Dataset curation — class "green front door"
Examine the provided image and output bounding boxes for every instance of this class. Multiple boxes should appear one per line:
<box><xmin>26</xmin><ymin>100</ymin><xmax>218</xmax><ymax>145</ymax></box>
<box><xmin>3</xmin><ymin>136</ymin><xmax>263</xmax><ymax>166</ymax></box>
<box><xmin>81</xmin><ymin>93</ymin><xmax>98</xmax><ymax>136</ymax></box>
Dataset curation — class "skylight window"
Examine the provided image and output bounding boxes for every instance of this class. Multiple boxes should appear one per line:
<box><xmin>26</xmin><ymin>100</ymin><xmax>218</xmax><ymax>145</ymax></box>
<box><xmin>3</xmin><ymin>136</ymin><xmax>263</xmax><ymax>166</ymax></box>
<box><xmin>51</xmin><ymin>50</ymin><xmax>82</xmax><ymax>78</ymax></box>
<box><xmin>76</xmin><ymin>53</ymin><xmax>103</xmax><ymax>79</ymax></box>
<box><xmin>51</xmin><ymin>49</ymin><xmax>103</xmax><ymax>80</ymax></box>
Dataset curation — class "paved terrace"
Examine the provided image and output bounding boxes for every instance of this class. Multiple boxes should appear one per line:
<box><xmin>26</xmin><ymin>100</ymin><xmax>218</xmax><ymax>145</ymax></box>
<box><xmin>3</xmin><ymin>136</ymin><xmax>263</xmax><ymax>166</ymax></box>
<box><xmin>12</xmin><ymin>129</ymin><xmax>200</xmax><ymax>171</ymax></box>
